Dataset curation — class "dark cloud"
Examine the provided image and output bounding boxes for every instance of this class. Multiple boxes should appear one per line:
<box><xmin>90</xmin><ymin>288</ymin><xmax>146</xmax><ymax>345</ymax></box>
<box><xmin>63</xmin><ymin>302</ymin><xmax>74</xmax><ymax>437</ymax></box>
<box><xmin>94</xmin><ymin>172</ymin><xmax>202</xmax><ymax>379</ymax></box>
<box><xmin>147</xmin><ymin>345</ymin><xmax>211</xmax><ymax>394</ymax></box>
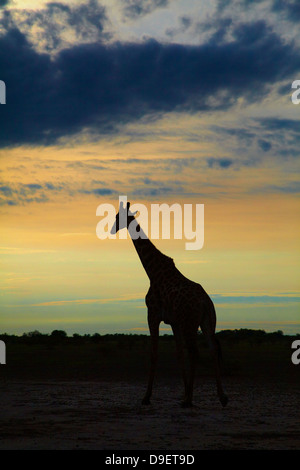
<box><xmin>0</xmin><ymin>182</ymin><xmax>50</xmax><ymax>205</ymax></box>
<box><xmin>197</xmin><ymin>17</ymin><xmax>233</xmax><ymax>45</ymax></box>
<box><xmin>267</xmin><ymin>181</ymin><xmax>300</xmax><ymax>194</ymax></box>
<box><xmin>132</xmin><ymin>186</ymin><xmax>175</xmax><ymax>197</ymax></box>
<box><xmin>180</xmin><ymin>16</ymin><xmax>192</xmax><ymax>29</ymax></box>
<box><xmin>45</xmin><ymin>182</ymin><xmax>56</xmax><ymax>190</ymax></box>
<box><xmin>277</xmin><ymin>82</ymin><xmax>293</xmax><ymax>96</ymax></box>
<box><xmin>278</xmin><ymin>148</ymin><xmax>300</xmax><ymax>157</ymax></box>
<box><xmin>255</xmin><ymin>119</ymin><xmax>300</xmax><ymax>156</ymax></box>
<box><xmin>0</xmin><ymin>185</ymin><xmax>13</xmax><ymax>195</ymax></box>
<box><xmin>0</xmin><ymin>180</ymin><xmax>116</xmax><ymax>205</ymax></box>
<box><xmin>0</xmin><ymin>1</ymin><xmax>108</xmax><ymax>52</ymax></box>
<box><xmin>212</xmin><ymin>293</ymin><xmax>300</xmax><ymax>303</ymax></box>
<box><xmin>216</xmin><ymin>0</ymin><xmax>270</xmax><ymax>14</ymax></box>
<box><xmin>80</xmin><ymin>188</ymin><xmax>116</xmax><ymax>195</ymax></box>
<box><xmin>256</xmin><ymin>118</ymin><xmax>300</xmax><ymax>132</ymax></box>
<box><xmin>206</xmin><ymin>158</ymin><xmax>233</xmax><ymax>168</ymax></box>
<box><xmin>196</xmin><ymin>1</ymin><xmax>300</xmax><ymax>53</ymax></box>
<box><xmin>216</xmin><ymin>0</ymin><xmax>300</xmax><ymax>23</ymax></box>
<box><xmin>213</xmin><ymin>126</ymin><xmax>256</xmax><ymax>141</ymax></box>
<box><xmin>232</xmin><ymin>20</ymin><xmax>271</xmax><ymax>44</ymax></box>
<box><xmin>165</xmin><ymin>15</ymin><xmax>193</xmax><ymax>38</ymax></box>
<box><xmin>66</xmin><ymin>161</ymin><xmax>106</xmax><ymax>171</ymax></box>
<box><xmin>251</xmin><ymin>181</ymin><xmax>300</xmax><ymax>195</ymax></box>
<box><xmin>139</xmin><ymin>177</ymin><xmax>183</xmax><ymax>191</ymax></box>
<box><xmin>0</xmin><ymin>0</ymin><xmax>10</xmax><ymax>9</ymax></box>
<box><xmin>272</xmin><ymin>0</ymin><xmax>300</xmax><ymax>22</ymax></box>
<box><xmin>122</xmin><ymin>0</ymin><xmax>168</xmax><ymax>19</ymax></box>
<box><xmin>212</xmin><ymin>117</ymin><xmax>300</xmax><ymax>162</ymax></box>
<box><xmin>24</xmin><ymin>183</ymin><xmax>43</xmax><ymax>191</ymax></box>
<box><xmin>216</xmin><ymin>0</ymin><xmax>232</xmax><ymax>13</ymax></box>
<box><xmin>1</xmin><ymin>19</ymin><xmax>300</xmax><ymax>147</ymax></box>
<box><xmin>257</xmin><ymin>139</ymin><xmax>272</xmax><ymax>152</ymax></box>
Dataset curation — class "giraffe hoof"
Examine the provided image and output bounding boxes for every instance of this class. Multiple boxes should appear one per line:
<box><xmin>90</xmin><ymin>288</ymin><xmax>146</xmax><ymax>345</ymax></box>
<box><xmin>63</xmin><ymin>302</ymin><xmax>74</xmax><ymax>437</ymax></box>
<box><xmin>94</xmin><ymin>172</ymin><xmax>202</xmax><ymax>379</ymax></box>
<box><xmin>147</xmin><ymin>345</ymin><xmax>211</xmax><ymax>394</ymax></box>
<box><xmin>220</xmin><ymin>394</ymin><xmax>228</xmax><ymax>407</ymax></box>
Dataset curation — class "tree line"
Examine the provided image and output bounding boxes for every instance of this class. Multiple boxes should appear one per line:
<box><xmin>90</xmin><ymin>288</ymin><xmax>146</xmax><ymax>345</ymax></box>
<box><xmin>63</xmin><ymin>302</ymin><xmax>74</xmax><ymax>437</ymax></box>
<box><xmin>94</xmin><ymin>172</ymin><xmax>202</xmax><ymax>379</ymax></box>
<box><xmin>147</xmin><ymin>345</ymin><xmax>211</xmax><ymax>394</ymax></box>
<box><xmin>0</xmin><ymin>328</ymin><xmax>298</xmax><ymax>346</ymax></box>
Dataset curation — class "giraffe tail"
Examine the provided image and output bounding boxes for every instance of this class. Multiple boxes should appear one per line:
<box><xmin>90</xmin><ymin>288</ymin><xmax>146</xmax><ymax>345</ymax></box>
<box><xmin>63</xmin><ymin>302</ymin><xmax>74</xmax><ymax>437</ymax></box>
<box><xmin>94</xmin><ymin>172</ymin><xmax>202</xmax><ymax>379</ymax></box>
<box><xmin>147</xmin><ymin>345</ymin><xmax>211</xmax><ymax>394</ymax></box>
<box><xmin>215</xmin><ymin>337</ymin><xmax>229</xmax><ymax>407</ymax></box>
<box><xmin>215</xmin><ymin>337</ymin><xmax>223</xmax><ymax>368</ymax></box>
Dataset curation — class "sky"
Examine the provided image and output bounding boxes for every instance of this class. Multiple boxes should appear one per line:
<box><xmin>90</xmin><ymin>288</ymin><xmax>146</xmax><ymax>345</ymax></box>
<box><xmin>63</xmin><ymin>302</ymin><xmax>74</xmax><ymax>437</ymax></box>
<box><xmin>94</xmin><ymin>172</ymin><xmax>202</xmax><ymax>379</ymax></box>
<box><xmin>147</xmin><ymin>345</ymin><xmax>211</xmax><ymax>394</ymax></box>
<box><xmin>0</xmin><ymin>0</ymin><xmax>299</xmax><ymax>335</ymax></box>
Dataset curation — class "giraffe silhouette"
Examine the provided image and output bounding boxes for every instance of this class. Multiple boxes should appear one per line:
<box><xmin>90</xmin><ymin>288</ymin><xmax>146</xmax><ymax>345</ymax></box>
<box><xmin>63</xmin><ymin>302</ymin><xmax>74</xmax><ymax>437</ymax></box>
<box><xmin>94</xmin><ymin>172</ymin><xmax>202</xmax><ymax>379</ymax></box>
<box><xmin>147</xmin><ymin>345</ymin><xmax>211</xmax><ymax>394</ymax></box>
<box><xmin>111</xmin><ymin>201</ymin><xmax>228</xmax><ymax>408</ymax></box>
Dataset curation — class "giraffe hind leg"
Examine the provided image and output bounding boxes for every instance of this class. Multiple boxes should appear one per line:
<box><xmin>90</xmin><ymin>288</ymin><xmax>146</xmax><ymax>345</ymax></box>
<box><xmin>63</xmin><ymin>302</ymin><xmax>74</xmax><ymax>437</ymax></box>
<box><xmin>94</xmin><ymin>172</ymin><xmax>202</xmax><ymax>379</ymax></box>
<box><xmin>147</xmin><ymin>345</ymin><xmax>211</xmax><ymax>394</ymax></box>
<box><xmin>142</xmin><ymin>312</ymin><xmax>160</xmax><ymax>405</ymax></box>
<box><xmin>181</xmin><ymin>328</ymin><xmax>199</xmax><ymax>408</ymax></box>
<box><xmin>204</xmin><ymin>332</ymin><xmax>228</xmax><ymax>407</ymax></box>
<box><xmin>200</xmin><ymin>300</ymin><xmax>228</xmax><ymax>407</ymax></box>
<box><xmin>214</xmin><ymin>337</ymin><xmax>228</xmax><ymax>407</ymax></box>
<box><xmin>171</xmin><ymin>324</ymin><xmax>189</xmax><ymax>405</ymax></box>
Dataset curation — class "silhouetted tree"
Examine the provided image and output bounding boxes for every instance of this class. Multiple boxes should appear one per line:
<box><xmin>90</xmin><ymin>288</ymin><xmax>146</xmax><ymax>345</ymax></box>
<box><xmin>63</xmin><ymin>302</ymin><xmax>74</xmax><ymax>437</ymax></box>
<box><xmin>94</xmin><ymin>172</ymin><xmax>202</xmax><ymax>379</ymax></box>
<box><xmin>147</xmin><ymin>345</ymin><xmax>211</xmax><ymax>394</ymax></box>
<box><xmin>51</xmin><ymin>330</ymin><xmax>67</xmax><ymax>339</ymax></box>
<box><xmin>24</xmin><ymin>330</ymin><xmax>44</xmax><ymax>337</ymax></box>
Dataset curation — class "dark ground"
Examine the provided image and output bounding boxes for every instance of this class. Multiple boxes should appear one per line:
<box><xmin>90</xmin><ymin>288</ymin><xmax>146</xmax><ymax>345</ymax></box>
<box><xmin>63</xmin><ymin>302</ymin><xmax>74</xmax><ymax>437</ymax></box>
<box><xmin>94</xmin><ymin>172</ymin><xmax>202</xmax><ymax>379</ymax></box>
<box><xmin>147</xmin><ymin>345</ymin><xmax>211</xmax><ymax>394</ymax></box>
<box><xmin>0</xmin><ymin>331</ymin><xmax>299</xmax><ymax>450</ymax></box>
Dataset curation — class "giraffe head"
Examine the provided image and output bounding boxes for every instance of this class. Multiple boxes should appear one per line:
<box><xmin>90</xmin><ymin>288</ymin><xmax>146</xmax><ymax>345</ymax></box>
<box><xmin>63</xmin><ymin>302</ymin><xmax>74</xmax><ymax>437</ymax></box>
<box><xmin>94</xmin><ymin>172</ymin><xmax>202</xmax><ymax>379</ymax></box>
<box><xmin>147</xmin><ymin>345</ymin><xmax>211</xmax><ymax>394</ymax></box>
<box><xmin>111</xmin><ymin>201</ymin><xmax>137</xmax><ymax>234</ymax></box>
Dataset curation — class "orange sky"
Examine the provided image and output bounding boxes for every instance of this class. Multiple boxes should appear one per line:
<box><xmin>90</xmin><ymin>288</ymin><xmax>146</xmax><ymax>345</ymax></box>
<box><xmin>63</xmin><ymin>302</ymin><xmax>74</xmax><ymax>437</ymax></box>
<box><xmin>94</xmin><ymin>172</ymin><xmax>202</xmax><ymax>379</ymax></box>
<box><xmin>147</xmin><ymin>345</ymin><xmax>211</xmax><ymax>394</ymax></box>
<box><xmin>1</xmin><ymin>139</ymin><xmax>299</xmax><ymax>335</ymax></box>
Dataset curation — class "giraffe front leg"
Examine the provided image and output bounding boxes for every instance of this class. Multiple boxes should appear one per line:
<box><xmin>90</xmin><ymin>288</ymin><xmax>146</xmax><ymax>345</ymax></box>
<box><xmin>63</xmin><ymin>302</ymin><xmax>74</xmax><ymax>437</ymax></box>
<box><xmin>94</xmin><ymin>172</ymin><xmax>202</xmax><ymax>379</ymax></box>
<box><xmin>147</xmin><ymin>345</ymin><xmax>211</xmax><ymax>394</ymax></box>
<box><xmin>142</xmin><ymin>316</ymin><xmax>159</xmax><ymax>405</ymax></box>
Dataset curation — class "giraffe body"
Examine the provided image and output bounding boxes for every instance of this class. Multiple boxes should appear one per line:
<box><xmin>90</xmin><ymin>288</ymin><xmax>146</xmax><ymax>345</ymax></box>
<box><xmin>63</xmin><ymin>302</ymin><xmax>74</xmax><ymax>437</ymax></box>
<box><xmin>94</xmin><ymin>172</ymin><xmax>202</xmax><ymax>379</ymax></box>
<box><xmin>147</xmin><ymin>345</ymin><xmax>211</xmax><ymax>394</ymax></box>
<box><xmin>146</xmin><ymin>265</ymin><xmax>212</xmax><ymax>328</ymax></box>
<box><xmin>111</xmin><ymin>202</ymin><xmax>228</xmax><ymax>408</ymax></box>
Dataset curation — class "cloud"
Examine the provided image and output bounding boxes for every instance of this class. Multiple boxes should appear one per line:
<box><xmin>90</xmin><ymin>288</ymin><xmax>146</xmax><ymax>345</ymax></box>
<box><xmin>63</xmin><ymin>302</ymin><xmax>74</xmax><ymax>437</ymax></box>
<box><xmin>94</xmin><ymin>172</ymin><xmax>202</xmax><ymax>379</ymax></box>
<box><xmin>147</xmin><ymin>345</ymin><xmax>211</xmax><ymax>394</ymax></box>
<box><xmin>206</xmin><ymin>157</ymin><xmax>233</xmax><ymax>168</ymax></box>
<box><xmin>202</xmin><ymin>0</ymin><xmax>300</xmax><ymax>53</ymax></box>
<box><xmin>121</xmin><ymin>0</ymin><xmax>169</xmax><ymax>19</ymax></box>
<box><xmin>212</xmin><ymin>292</ymin><xmax>300</xmax><ymax>304</ymax></box>
<box><xmin>257</xmin><ymin>118</ymin><xmax>300</xmax><ymax>132</ymax></box>
<box><xmin>216</xmin><ymin>0</ymin><xmax>298</xmax><ymax>20</ymax></box>
<box><xmin>254</xmin><ymin>118</ymin><xmax>300</xmax><ymax>157</ymax></box>
<box><xmin>0</xmin><ymin>185</ymin><xmax>13</xmax><ymax>195</ymax></box>
<box><xmin>0</xmin><ymin>246</ymin><xmax>57</xmax><ymax>254</ymax></box>
<box><xmin>0</xmin><ymin>180</ymin><xmax>117</xmax><ymax>205</ymax></box>
<box><xmin>142</xmin><ymin>177</ymin><xmax>181</xmax><ymax>186</ymax></box>
<box><xmin>166</xmin><ymin>15</ymin><xmax>193</xmax><ymax>38</ymax></box>
<box><xmin>30</xmin><ymin>293</ymin><xmax>145</xmax><ymax>307</ymax></box>
<box><xmin>213</xmin><ymin>126</ymin><xmax>256</xmax><ymax>141</ymax></box>
<box><xmin>196</xmin><ymin>16</ymin><xmax>233</xmax><ymax>45</ymax></box>
<box><xmin>272</xmin><ymin>0</ymin><xmax>300</xmax><ymax>22</ymax></box>
<box><xmin>264</xmin><ymin>181</ymin><xmax>300</xmax><ymax>194</ymax></box>
<box><xmin>0</xmin><ymin>1</ymin><xmax>108</xmax><ymax>52</ymax></box>
<box><xmin>0</xmin><ymin>17</ymin><xmax>300</xmax><ymax>147</ymax></box>
<box><xmin>24</xmin><ymin>183</ymin><xmax>43</xmax><ymax>191</ymax></box>
<box><xmin>216</xmin><ymin>0</ymin><xmax>233</xmax><ymax>13</ymax></box>
<box><xmin>66</xmin><ymin>160</ymin><xmax>106</xmax><ymax>171</ymax></box>
<box><xmin>132</xmin><ymin>186</ymin><xmax>175</xmax><ymax>197</ymax></box>
<box><xmin>0</xmin><ymin>183</ymin><xmax>49</xmax><ymax>205</ymax></box>
<box><xmin>80</xmin><ymin>188</ymin><xmax>116</xmax><ymax>195</ymax></box>
<box><xmin>0</xmin><ymin>0</ymin><xmax>10</xmax><ymax>9</ymax></box>
<box><xmin>211</xmin><ymin>117</ymin><xmax>300</xmax><ymax>164</ymax></box>
<box><xmin>257</xmin><ymin>139</ymin><xmax>272</xmax><ymax>152</ymax></box>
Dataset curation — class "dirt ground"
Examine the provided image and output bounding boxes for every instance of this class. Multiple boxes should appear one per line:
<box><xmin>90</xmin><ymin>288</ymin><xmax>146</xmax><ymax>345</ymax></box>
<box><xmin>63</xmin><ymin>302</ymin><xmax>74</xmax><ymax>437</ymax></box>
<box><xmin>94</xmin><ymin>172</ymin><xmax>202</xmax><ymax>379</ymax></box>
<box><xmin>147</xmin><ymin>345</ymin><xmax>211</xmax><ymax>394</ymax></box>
<box><xmin>0</xmin><ymin>378</ymin><xmax>299</xmax><ymax>450</ymax></box>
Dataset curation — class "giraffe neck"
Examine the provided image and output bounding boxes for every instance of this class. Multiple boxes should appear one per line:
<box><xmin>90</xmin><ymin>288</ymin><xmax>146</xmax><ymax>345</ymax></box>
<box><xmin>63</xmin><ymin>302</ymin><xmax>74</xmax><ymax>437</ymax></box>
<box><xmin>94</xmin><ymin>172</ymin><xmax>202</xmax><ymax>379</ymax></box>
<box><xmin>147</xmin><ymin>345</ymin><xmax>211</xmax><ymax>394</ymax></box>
<box><xmin>128</xmin><ymin>217</ymin><xmax>172</xmax><ymax>280</ymax></box>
